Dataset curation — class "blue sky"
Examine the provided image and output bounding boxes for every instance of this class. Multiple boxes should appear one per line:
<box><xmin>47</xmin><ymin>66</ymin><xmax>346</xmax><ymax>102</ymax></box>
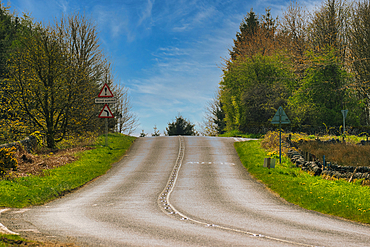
<box><xmin>6</xmin><ymin>0</ymin><xmax>321</xmax><ymax>136</ymax></box>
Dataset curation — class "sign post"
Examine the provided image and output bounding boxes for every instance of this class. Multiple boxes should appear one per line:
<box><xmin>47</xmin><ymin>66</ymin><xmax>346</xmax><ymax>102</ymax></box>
<box><xmin>96</xmin><ymin>83</ymin><xmax>114</xmax><ymax>146</ymax></box>
<box><xmin>271</xmin><ymin>106</ymin><xmax>291</xmax><ymax>164</ymax></box>
<box><xmin>341</xmin><ymin>110</ymin><xmax>348</xmax><ymax>135</ymax></box>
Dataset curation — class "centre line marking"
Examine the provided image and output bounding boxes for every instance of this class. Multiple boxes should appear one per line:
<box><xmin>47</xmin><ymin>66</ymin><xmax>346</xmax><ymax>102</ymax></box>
<box><xmin>157</xmin><ymin>136</ymin><xmax>315</xmax><ymax>247</ymax></box>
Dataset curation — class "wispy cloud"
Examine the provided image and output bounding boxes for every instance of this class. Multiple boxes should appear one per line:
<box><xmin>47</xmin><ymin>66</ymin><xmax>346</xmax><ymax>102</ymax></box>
<box><xmin>137</xmin><ymin>0</ymin><xmax>154</xmax><ymax>27</ymax></box>
<box><xmin>93</xmin><ymin>5</ymin><xmax>135</xmax><ymax>41</ymax></box>
<box><xmin>171</xmin><ymin>5</ymin><xmax>217</xmax><ymax>32</ymax></box>
<box><xmin>55</xmin><ymin>0</ymin><xmax>68</xmax><ymax>13</ymax></box>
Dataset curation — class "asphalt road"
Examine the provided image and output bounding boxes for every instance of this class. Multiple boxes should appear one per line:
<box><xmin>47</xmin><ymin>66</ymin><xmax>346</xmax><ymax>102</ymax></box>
<box><xmin>1</xmin><ymin>136</ymin><xmax>370</xmax><ymax>246</ymax></box>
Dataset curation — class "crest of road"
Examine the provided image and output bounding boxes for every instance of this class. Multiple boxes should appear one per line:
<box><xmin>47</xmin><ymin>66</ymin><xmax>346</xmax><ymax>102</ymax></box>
<box><xmin>2</xmin><ymin>137</ymin><xmax>370</xmax><ymax>246</ymax></box>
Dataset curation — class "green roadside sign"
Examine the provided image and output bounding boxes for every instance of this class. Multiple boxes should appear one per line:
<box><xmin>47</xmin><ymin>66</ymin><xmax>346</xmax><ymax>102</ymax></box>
<box><xmin>271</xmin><ymin>106</ymin><xmax>291</xmax><ymax>164</ymax></box>
<box><xmin>271</xmin><ymin>106</ymin><xmax>291</xmax><ymax>125</ymax></box>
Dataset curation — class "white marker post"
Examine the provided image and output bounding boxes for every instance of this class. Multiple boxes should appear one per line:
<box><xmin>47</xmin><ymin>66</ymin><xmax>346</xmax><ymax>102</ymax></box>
<box><xmin>96</xmin><ymin>83</ymin><xmax>115</xmax><ymax>146</ymax></box>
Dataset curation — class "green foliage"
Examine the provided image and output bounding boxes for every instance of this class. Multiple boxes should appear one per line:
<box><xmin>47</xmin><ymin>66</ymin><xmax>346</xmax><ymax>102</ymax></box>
<box><xmin>0</xmin><ymin>233</ymin><xmax>37</xmax><ymax>246</ymax></box>
<box><xmin>30</xmin><ymin>131</ymin><xmax>43</xmax><ymax>147</ymax></box>
<box><xmin>218</xmin><ymin>130</ymin><xmax>262</xmax><ymax>138</ymax></box>
<box><xmin>0</xmin><ymin>146</ymin><xmax>17</xmax><ymax>176</ymax></box>
<box><xmin>166</xmin><ymin>115</ymin><xmax>197</xmax><ymax>136</ymax></box>
<box><xmin>230</xmin><ymin>8</ymin><xmax>260</xmax><ymax>60</ymax></box>
<box><xmin>217</xmin><ymin>1</ymin><xmax>369</xmax><ymax>133</ymax></box>
<box><xmin>0</xmin><ymin>133</ymin><xmax>135</xmax><ymax>208</ymax></box>
<box><xmin>235</xmin><ymin>140</ymin><xmax>370</xmax><ymax>224</ymax></box>
<box><xmin>0</xmin><ymin>8</ymin><xmax>130</xmax><ymax>147</ymax></box>
<box><xmin>348</xmin><ymin>0</ymin><xmax>370</xmax><ymax>124</ymax></box>
<box><xmin>288</xmin><ymin>47</ymin><xmax>357</xmax><ymax>126</ymax></box>
<box><xmin>220</xmin><ymin>53</ymin><xmax>295</xmax><ymax>131</ymax></box>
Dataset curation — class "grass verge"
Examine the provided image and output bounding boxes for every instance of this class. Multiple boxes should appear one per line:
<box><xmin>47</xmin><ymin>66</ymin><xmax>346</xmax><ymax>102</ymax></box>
<box><xmin>218</xmin><ymin>130</ymin><xmax>263</xmax><ymax>139</ymax></box>
<box><xmin>0</xmin><ymin>233</ymin><xmax>39</xmax><ymax>246</ymax></box>
<box><xmin>235</xmin><ymin>140</ymin><xmax>370</xmax><ymax>225</ymax></box>
<box><xmin>0</xmin><ymin>133</ymin><xmax>136</xmax><ymax>208</ymax></box>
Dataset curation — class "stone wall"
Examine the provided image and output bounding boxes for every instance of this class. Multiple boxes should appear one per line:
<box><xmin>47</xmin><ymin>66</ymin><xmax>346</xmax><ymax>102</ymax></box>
<box><xmin>0</xmin><ymin>136</ymin><xmax>37</xmax><ymax>153</ymax></box>
<box><xmin>287</xmin><ymin>149</ymin><xmax>370</xmax><ymax>181</ymax></box>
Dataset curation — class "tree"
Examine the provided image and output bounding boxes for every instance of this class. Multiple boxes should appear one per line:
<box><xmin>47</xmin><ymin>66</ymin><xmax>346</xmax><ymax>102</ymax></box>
<box><xmin>201</xmin><ymin>91</ymin><xmax>226</xmax><ymax>136</ymax></box>
<box><xmin>152</xmin><ymin>125</ymin><xmax>160</xmax><ymax>136</ymax></box>
<box><xmin>220</xmin><ymin>53</ymin><xmax>295</xmax><ymax>131</ymax></box>
<box><xmin>308</xmin><ymin>0</ymin><xmax>350</xmax><ymax>62</ymax></box>
<box><xmin>111</xmin><ymin>83</ymin><xmax>139</xmax><ymax>135</ymax></box>
<box><xmin>229</xmin><ymin>8</ymin><xmax>259</xmax><ymax>61</ymax></box>
<box><xmin>288</xmin><ymin>47</ymin><xmax>350</xmax><ymax>126</ymax></box>
<box><xmin>140</xmin><ymin>130</ymin><xmax>146</xmax><ymax>137</ymax></box>
<box><xmin>5</xmin><ymin>13</ymin><xmax>108</xmax><ymax>148</ymax></box>
<box><xmin>348</xmin><ymin>0</ymin><xmax>370</xmax><ymax>124</ymax></box>
<box><xmin>5</xmin><ymin>25</ymin><xmax>73</xmax><ymax>148</ymax></box>
<box><xmin>228</xmin><ymin>8</ymin><xmax>281</xmax><ymax>63</ymax></box>
<box><xmin>56</xmin><ymin>13</ymin><xmax>106</xmax><ymax>135</ymax></box>
<box><xmin>166</xmin><ymin>115</ymin><xmax>197</xmax><ymax>136</ymax></box>
<box><xmin>280</xmin><ymin>1</ymin><xmax>309</xmax><ymax>78</ymax></box>
<box><xmin>0</xmin><ymin>3</ymin><xmax>18</xmax><ymax>80</ymax></box>
<box><xmin>0</xmin><ymin>5</ymin><xmax>31</xmax><ymax>142</ymax></box>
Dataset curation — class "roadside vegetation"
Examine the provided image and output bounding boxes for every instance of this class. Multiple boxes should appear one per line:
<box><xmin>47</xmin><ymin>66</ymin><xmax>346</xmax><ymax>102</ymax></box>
<box><xmin>0</xmin><ymin>133</ymin><xmax>135</xmax><ymax>208</ymax></box>
<box><xmin>0</xmin><ymin>3</ymin><xmax>138</xmax><ymax>148</ymax></box>
<box><xmin>218</xmin><ymin>130</ymin><xmax>262</xmax><ymax>139</ymax></box>
<box><xmin>0</xmin><ymin>233</ymin><xmax>39</xmax><ymax>247</ymax></box>
<box><xmin>235</xmin><ymin>135</ymin><xmax>370</xmax><ymax>225</ymax></box>
<box><xmin>202</xmin><ymin>0</ymin><xmax>370</xmax><ymax>138</ymax></box>
<box><xmin>262</xmin><ymin>131</ymin><xmax>370</xmax><ymax>168</ymax></box>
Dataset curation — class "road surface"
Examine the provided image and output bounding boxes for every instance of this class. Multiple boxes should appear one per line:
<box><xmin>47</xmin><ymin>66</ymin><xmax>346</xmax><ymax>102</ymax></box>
<box><xmin>1</xmin><ymin>136</ymin><xmax>370</xmax><ymax>246</ymax></box>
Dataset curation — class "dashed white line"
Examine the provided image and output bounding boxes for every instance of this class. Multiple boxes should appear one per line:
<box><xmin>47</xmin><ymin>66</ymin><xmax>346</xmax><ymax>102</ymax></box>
<box><xmin>157</xmin><ymin>136</ymin><xmax>316</xmax><ymax>247</ymax></box>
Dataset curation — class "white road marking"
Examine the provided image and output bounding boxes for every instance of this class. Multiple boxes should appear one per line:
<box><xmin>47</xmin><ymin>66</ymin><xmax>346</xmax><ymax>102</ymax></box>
<box><xmin>0</xmin><ymin>209</ymin><xmax>19</xmax><ymax>235</ymax></box>
<box><xmin>158</xmin><ymin>136</ymin><xmax>315</xmax><ymax>247</ymax></box>
<box><xmin>186</xmin><ymin>162</ymin><xmax>235</xmax><ymax>166</ymax></box>
<box><xmin>233</xmin><ymin>138</ymin><xmax>258</xmax><ymax>142</ymax></box>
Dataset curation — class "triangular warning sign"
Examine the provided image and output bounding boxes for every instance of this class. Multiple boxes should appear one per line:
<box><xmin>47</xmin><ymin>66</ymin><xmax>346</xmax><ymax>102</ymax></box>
<box><xmin>98</xmin><ymin>83</ymin><xmax>114</xmax><ymax>98</ymax></box>
<box><xmin>99</xmin><ymin>104</ymin><xmax>114</xmax><ymax>118</ymax></box>
<box><xmin>271</xmin><ymin>106</ymin><xmax>290</xmax><ymax>124</ymax></box>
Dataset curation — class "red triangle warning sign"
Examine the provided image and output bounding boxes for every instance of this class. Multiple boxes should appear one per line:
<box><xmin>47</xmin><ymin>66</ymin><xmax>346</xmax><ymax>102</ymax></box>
<box><xmin>98</xmin><ymin>83</ymin><xmax>114</xmax><ymax>98</ymax></box>
<box><xmin>99</xmin><ymin>104</ymin><xmax>114</xmax><ymax>118</ymax></box>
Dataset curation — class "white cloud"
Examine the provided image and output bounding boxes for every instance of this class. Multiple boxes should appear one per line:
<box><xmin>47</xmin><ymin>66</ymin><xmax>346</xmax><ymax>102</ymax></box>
<box><xmin>137</xmin><ymin>0</ymin><xmax>154</xmax><ymax>26</ymax></box>
<box><xmin>171</xmin><ymin>6</ymin><xmax>218</xmax><ymax>32</ymax></box>
<box><xmin>55</xmin><ymin>0</ymin><xmax>68</xmax><ymax>13</ymax></box>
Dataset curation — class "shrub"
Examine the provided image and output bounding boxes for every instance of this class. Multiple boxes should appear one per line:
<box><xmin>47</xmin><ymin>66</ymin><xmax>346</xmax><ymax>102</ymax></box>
<box><xmin>0</xmin><ymin>147</ymin><xmax>18</xmax><ymax>176</ymax></box>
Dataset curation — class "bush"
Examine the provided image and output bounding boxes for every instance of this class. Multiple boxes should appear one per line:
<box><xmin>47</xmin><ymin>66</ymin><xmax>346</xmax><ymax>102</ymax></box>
<box><xmin>0</xmin><ymin>147</ymin><xmax>18</xmax><ymax>176</ymax></box>
<box><xmin>166</xmin><ymin>115</ymin><xmax>197</xmax><ymax>136</ymax></box>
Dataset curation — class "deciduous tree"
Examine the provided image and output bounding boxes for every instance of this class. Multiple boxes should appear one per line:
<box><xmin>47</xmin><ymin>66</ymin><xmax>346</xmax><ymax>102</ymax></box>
<box><xmin>348</xmin><ymin>0</ymin><xmax>370</xmax><ymax>124</ymax></box>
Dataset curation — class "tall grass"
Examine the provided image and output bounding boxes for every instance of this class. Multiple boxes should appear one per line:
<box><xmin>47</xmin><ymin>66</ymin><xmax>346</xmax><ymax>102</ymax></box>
<box><xmin>262</xmin><ymin>131</ymin><xmax>370</xmax><ymax>167</ymax></box>
<box><xmin>300</xmin><ymin>142</ymin><xmax>370</xmax><ymax>167</ymax></box>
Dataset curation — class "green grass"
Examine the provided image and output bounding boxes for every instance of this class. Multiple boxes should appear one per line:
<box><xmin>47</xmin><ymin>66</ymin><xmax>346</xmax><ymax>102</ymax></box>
<box><xmin>0</xmin><ymin>133</ymin><xmax>136</xmax><ymax>208</ymax></box>
<box><xmin>219</xmin><ymin>130</ymin><xmax>263</xmax><ymax>139</ymax></box>
<box><xmin>0</xmin><ymin>233</ymin><xmax>38</xmax><ymax>246</ymax></box>
<box><xmin>235</xmin><ymin>140</ymin><xmax>370</xmax><ymax>224</ymax></box>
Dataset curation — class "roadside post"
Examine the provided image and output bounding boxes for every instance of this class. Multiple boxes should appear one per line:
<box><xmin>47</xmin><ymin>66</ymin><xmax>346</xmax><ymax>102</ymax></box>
<box><xmin>341</xmin><ymin>110</ymin><xmax>348</xmax><ymax>139</ymax></box>
<box><xmin>271</xmin><ymin>106</ymin><xmax>291</xmax><ymax>164</ymax></box>
<box><xmin>96</xmin><ymin>83</ymin><xmax>115</xmax><ymax>146</ymax></box>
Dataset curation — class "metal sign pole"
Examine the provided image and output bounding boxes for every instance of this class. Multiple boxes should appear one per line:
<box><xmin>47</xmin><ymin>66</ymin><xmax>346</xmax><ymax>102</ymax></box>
<box><xmin>105</xmin><ymin>118</ymin><xmax>108</xmax><ymax>146</ymax></box>
<box><xmin>341</xmin><ymin>110</ymin><xmax>348</xmax><ymax>138</ymax></box>
<box><xmin>271</xmin><ymin>106</ymin><xmax>291</xmax><ymax>165</ymax></box>
<box><xmin>279</xmin><ymin>109</ymin><xmax>282</xmax><ymax>164</ymax></box>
